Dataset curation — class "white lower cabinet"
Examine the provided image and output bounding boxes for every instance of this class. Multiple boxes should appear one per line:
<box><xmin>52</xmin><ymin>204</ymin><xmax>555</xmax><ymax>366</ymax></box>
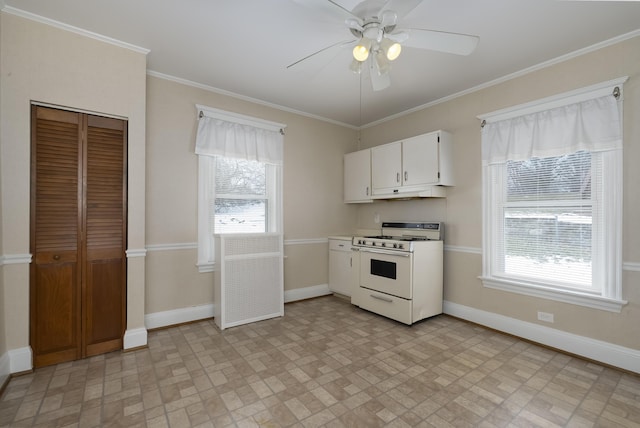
<box><xmin>328</xmin><ymin>237</ymin><xmax>355</xmax><ymax>297</ymax></box>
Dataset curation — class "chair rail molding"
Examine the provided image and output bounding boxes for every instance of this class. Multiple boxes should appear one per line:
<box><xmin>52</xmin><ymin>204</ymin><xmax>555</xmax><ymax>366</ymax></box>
<box><xmin>0</xmin><ymin>254</ymin><xmax>32</xmax><ymax>265</ymax></box>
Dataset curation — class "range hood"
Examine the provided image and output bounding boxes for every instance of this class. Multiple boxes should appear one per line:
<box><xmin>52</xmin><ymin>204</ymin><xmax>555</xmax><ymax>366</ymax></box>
<box><xmin>371</xmin><ymin>185</ymin><xmax>447</xmax><ymax>200</ymax></box>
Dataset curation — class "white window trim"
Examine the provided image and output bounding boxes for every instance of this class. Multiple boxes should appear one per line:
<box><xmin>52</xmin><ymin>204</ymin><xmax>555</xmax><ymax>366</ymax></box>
<box><xmin>196</xmin><ymin>104</ymin><xmax>286</xmax><ymax>133</ymax></box>
<box><xmin>195</xmin><ymin>106</ymin><xmax>284</xmax><ymax>273</ymax></box>
<box><xmin>477</xmin><ymin>77</ymin><xmax>627</xmax><ymax>124</ymax></box>
<box><xmin>478</xmin><ymin>77</ymin><xmax>628</xmax><ymax>313</ymax></box>
<box><xmin>197</xmin><ymin>156</ymin><xmax>215</xmax><ymax>272</ymax></box>
<box><xmin>480</xmin><ymin>276</ymin><xmax>626</xmax><ymax>313</ymax></box>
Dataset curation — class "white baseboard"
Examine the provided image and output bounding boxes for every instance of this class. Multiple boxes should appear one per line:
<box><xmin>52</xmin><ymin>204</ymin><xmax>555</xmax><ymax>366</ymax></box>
<box><xmin>8</xmin><ymin>347</ymin><xmax>32</xmax><ymax>373</ymax></box>
<box><xmin>141</xmin><ymin>285</ymin><xmax>331</xmax><ymax>332</ymax></box>
<box><xmin>123</xmin><ymin>328</ymin><xmax>148</xmax><ymax>349</ymax></box>
<box><xmin>444</xmin><ymin>300</ymin><xmax>640</xmax><ymax>374</ymax></box>
<box><xmin>284</xmin><ymin>284</ymin><xmax>332</xmax><ymax>303</ymax></box>
<box><xmin>145</xmin><ymin>304</ymin><xmax>215</xmax><ymax>330</ymax></box>
<box><xmin>0</xmin><ymin>351</ymin><xmax>10</xmax><ymax>387</ymax></box>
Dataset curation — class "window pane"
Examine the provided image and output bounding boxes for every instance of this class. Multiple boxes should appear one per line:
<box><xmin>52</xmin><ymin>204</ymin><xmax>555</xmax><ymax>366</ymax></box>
<box><xmin>215</xmin><ymin>157</ymin><xmax>266</xmax><ymax>196</ymax></box>
<box><xmin>507</xmin><ymin>151</ymin><xmax>591</xmax><ymax>202</ymax></box>
<box><xmin>504</xmin><ymin>206</ymin><xmax>592</xmax><ymax>288</ymax></box>
<box><xmin>214</xmin><ymin>199</ymin><xmax>266</xmax><ymax>234</ymax></box>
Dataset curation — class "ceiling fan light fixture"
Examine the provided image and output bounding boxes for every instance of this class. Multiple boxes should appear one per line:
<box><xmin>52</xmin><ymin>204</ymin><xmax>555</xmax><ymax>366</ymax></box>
<box><xmin>375</xmin><ymin>51</ymin><xmax>391</xmax><ymax>75</ymax></box>
<box><xmin>352</xmin><ymin>38</ymin><xmax>371</xmax><ymax>62</ymax></box>
<box><xmin>349</xmin><ymin>58</ymin><xmax>362</xmax><ymax>74</ymax></box>
<box><xmin>381</xmin><ymin>37</ymin><xmax>402</xmax><ymax>61</ymax></box>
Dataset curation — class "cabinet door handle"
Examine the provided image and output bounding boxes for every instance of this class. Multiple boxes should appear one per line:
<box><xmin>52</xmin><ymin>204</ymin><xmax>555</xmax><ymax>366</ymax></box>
<box><xmin>53</xmin><ymin>254</ymin><xmax>60</xmax><ymax>261</ymax></box>
<box><xmin>370</xmin><ymin>294</ymin><xmax>393</xmax><ymax>303</ymax></box>
<box><xmin>350</xmin><ymin>257</ymin><xmax>352</xmax><ymax>267</ymax></box>
<box><xmin>366</xmin><ymin>186</ymin><xmax>369</xmax><ymax>196</ymax></box>
<box><xmin>396</xmin><ymin>172</ymin><xmax>400</xmax><ymax>183</ymax></box>
<box><xmin>404</xmin><ymin>171</ymin><xmax>408</xmax><ymax>182</ymax></box>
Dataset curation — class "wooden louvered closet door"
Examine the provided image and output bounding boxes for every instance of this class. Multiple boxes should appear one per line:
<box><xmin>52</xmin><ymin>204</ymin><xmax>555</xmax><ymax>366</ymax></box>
<box><xmin>30</xmin><ymin>105</ymin><xmax>127</xmax><ymax>368</ymax></box>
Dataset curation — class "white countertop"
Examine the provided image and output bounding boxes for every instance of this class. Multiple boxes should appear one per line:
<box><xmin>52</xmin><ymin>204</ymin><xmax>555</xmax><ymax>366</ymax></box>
<box><xmin>328</xmin><ymin>235</ymin><xmax>353</xmax><ymax>241</ymax></box>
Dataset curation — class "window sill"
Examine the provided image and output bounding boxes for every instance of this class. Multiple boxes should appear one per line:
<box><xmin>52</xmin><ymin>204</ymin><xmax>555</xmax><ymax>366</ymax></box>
<box><xmin>197</xmin><ymin>262</ymin><xmax>215</xmax><ymax>273</ymax></box>
<box><xmin>480</xmin><ymin>276</ymin><xmax>627</xmax><ymax>313</ymax></box>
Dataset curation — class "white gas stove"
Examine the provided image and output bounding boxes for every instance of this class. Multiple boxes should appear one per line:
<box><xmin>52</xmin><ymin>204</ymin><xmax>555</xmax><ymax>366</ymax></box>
<box><xmin>351</xmin><ymin>222</ymin><xmax>443</xmax><ymax>325</ymax></box>
<box><xmin>352</xmin><ymin>221</ymin><xmax>443</xmax><ymax>251</ymax></box>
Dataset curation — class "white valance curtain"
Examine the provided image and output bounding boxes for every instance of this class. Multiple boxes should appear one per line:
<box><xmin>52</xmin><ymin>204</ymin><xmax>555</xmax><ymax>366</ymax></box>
<box><xmin>195</xmin><ymin>116</ymin><xmax>283</xmax><ymax>164</ymax></box>
<box><xmin>482</xmin><ymin>93</ymin><xmax>622</xmax><ymax>164</ymax></box>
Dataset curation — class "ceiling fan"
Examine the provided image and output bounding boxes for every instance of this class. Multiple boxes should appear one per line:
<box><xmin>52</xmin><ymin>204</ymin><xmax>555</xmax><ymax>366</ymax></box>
<box><xmin>288</xmin><ymin>0</ymin><xmax>480</xmax><ymax>91</ymax></box>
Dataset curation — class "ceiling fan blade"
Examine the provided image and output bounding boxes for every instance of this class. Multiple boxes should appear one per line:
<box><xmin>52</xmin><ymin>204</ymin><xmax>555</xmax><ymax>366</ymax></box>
<box><xmin>292</xmin><ymin>0</ymin><xmax>359</xmax><ymax>21</ymax></box>
<box><xmin>401</xmin><ymin>28</ymin><xmax>479</xmax><ymax>55</ymax></box>
<box><xmin>369</xmin><ymin>59</ymin><xmax>391</xmax><ymax>91</ymax></box>
<box><xmin>386</xmin><ymin>31</ymin><xmax>409</xmax><ymax>44</ymax></box>
<box><xmin>287</xmin><ymin>39</ymin><xmax>356</xmax><ymax>69</ymax></box>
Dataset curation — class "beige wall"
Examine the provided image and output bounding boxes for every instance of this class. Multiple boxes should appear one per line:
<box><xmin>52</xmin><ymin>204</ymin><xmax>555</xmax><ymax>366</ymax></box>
<box><xmin>358</xmin><ymin>36</ymin><xmax>640</xmax><ymax>350</ymax></box>
<box><xmin>145</xmin><ymin>75</ymin><xmax>358</xmax><ymax>314</ymax></box>
<box><xmin>0</xmin><ymin>12</ymin><xmax>148</xmax><ymax>355</ymax></box>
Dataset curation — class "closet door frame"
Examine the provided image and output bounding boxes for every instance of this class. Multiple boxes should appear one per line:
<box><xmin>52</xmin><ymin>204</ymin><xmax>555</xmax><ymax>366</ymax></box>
<box><xmin>29</xmin><ymin>104</ymin><xmax>128</xmax><ymax>367</ymax></box>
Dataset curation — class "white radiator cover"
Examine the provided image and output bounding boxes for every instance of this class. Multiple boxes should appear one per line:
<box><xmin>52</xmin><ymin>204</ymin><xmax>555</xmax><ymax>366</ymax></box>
<box><xmin>214</xmin><ymin>233</ymin><xmax>284</xmax><ymax>330</ymax></box>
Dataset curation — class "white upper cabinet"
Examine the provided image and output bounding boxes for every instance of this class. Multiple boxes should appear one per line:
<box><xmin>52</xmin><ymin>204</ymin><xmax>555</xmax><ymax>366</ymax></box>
<box><xmin>344</xmin><ymin>149</ymin><xmax>372</xmax><ymax>203</ymax></box>
<box><xmin>371</xmin><ymin>141</ymin><xmax>402</xmax><ymax>192</ymax></box>
<box><xmin>371</xmin><ymin>130</ymin><xmax>453</xmax><ymax>199</ymax></box>
<box><xmin>402</xmin><ymin>133</ymin><xmax>440</xmax><ymax>186</ymax></box>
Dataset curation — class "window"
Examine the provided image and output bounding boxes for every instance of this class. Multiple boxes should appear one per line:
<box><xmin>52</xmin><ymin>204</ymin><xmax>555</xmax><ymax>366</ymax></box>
<box><xmin>202</xmin><ymin>153</ymin><xmax>279</xmax><ymax>230</ymax></box>
<box><xmin>213</xmin><ymin>157</ymin><xmax>273</xmax><ymax>234</ymax></box>
<box><xmin>195</xmin><ymin>106</ymin><xmax>284</xmax><ymax>272</ymax></box>
<box><xmin>480</xmin><ymin>78</ymin><xmax>627</xmax><ymax>312</ymax></box>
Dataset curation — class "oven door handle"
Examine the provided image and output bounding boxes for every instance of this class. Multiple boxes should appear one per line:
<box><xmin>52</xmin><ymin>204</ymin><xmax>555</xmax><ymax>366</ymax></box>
<box><xmin>359</xmin><ymin>248</ymin><xmax>411</xmax><ymax>257</ymax></box>
<box><xmin>370</xmin><ymin>294</ymin><xmax>394</xmax><ymax>303</ymax></box>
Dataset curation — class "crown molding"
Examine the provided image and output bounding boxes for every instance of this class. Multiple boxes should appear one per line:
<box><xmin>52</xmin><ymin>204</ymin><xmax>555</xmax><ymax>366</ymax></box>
<box><xmin>1</xmin><ymin>5</ymin><xmax>149</xmax><ymax>54</ymax></box>
<box><xmin>147</xmin><ymin>70</ymin><xmax>358</xmax><ymax>131</ymax></box>
<box><xmin>362</xmin><ymin>29</ymin><xmax>640</xmax><ymax>129</ymax></box>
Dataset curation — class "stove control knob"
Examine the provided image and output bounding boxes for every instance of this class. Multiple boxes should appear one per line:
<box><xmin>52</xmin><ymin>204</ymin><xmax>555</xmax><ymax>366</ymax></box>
<box><xmin>372</xmin><ymin>242</ymin><xmax>376</xmax><ymax>246</ymax></box>
<box><xmin>398</xmin><ymin>243</ymin><xmax>404</xmax><ymax>249</ymax></box>
<box><xmin>393</xmin><ymin>243</ymin><xmax>398</xmax><ymax>248</ymax></box>
<box><xmin>381</xmin><ymin>242</ymin><xmax>386</xmax><ymax>247</ymax></box>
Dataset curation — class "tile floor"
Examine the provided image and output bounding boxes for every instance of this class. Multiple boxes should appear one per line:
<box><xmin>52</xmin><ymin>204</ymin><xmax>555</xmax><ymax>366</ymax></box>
<box><xmin>1</xmin><ymin>295</ymin><xmax>639</xmax><ymax>427</ymax></box>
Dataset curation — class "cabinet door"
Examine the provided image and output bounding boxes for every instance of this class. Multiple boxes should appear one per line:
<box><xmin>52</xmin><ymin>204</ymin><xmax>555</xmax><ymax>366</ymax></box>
<box><xmin>402</xmin><ymin>132</ymin><xmax>440</xmax><ymax>186</ymax></box>
<box><xmin>371</xmin><ymin>141</ymin><xmax>402</xmax><ymax>193</ymax></box>
<box><xmin>344</xmin><ymin>149</ymin><xmax>372</xmax><ymax>203</ymax></box>
<box><xmin>329</xmin><ymin>240</ymin><xmax>352</xmax><ymax>296</ymax></box>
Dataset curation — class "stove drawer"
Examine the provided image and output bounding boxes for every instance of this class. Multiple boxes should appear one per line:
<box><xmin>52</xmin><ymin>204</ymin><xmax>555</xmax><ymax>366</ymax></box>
<box><xmin>356</xmin><ymin>287</ymin><xmax>412</xmax><ymax>325</ymax></box>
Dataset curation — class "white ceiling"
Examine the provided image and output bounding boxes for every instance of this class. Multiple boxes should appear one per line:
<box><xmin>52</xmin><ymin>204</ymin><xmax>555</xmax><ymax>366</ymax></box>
<box><xmin>4</xmin><ymin>0</ymin><xmax>640</xmax><ymax>127</ymax></box>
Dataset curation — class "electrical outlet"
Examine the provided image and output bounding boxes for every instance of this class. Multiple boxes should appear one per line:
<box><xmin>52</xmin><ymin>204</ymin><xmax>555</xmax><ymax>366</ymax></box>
<box><xmin>537</xmin><ymin>311</ymin><xmax>554</xmax><ymax>323</ymax></box>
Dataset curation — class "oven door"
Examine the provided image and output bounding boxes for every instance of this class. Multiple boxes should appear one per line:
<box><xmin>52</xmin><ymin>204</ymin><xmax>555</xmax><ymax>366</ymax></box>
<box><xmin>359</xmin><ymin>248</ymin><xmax>412</xmax><ymax>299</ymax></box>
